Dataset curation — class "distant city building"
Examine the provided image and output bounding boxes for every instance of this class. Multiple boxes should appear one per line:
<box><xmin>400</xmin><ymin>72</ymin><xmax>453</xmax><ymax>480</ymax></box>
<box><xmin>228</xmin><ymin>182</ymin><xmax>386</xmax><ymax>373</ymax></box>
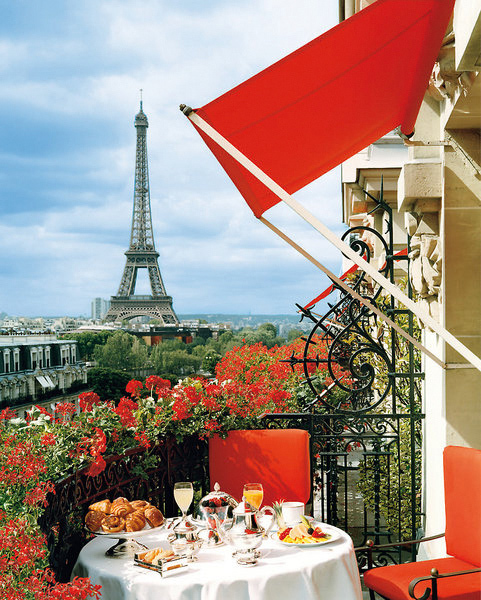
<box><xmin>91</xmin><ymin>298</ymin><xmax>111</xmax><ymax>320</ymax></box>
<box><xmin>128</xmin><ymin>320</ymin><xmax>230</xmax><ymax>346</ymax></box>
<box><xmin>0</xmin><ymin>334</ymin><xmax>87</xmax><ymax>409</ymax></box>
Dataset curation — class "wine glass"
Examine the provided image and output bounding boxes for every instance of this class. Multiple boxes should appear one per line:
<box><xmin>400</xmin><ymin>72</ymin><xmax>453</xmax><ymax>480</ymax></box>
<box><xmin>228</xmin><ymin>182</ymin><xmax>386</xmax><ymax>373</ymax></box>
<box><xmin>243</xmin><ymin>483</ymin><xmax>263</xmax><ymax>510</ymax></box>
<box><xmin>174</xmin><ymin>482</ymin><xmax>194</xmax><ymax>520</ymax></box>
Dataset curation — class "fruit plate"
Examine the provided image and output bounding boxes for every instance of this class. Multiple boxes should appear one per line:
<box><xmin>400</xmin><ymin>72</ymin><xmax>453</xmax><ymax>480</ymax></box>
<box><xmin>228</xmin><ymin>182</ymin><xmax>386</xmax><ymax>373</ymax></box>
<box><xmin>272</xmin><ymin>523</ymin><xmax>340</xmax><ymax>547</ymax></box>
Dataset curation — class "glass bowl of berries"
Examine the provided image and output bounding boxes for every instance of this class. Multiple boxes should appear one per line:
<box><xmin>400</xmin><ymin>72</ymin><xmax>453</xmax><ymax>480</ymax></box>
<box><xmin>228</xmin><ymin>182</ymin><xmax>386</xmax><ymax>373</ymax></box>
<box><xmin>193</xmin><ymin>482</ymin><xmax>238</xmax><ymax>546</ymax></box>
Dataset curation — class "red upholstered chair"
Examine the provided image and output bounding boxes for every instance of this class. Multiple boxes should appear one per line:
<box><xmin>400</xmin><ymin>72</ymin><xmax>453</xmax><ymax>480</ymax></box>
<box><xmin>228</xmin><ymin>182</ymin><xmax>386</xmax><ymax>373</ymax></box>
<box><xmin>208</xmin><ymin>429</ymin><xmax>311</xmax><ymax>507</ymax></box>
<box><xmin>358</xmin><ymin>445</ymin><xmax>481</xmax><ymax>600</ymax></box>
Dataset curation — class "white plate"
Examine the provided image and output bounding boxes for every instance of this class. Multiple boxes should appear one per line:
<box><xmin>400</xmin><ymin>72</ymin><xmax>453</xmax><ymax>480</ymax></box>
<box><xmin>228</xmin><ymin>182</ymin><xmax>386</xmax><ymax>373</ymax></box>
<box><xmin>272</xmin><ymin>523</ymin><xmax>340</xmax><ymax>547</ymax></box>
<box><xmin>87</xmin><ymin>522</ymin><xmax>165</xmax><ymax>540</ymax></box>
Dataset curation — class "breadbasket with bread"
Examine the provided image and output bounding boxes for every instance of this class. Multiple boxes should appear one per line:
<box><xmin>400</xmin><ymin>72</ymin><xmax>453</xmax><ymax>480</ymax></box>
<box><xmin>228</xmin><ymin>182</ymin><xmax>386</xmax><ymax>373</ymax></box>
<box><xmin>85</xmin><ymin>497</ymin><xmax>165</xmax><ymax>539</ymax></box>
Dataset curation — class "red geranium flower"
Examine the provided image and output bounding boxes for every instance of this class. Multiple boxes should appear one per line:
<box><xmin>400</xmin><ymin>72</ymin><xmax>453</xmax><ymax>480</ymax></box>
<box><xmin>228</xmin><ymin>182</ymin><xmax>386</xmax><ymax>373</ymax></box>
<box><xmin>78</xmin><ymin>391</ymin><xmax>101</xmax><ymax>412</ymax></box>
<box><xmin>126</xmin><ymin>380</ymin><xmax>143</xmax><ymax>398</ymax></box>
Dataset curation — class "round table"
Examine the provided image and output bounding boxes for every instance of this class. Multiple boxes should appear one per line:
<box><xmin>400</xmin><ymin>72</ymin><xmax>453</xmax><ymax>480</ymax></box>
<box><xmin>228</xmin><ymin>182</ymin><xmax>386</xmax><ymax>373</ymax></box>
<box><xmin>72</xmin><ymin>525</ymin><xmax>362</xmax><ymax>600</ymax></box>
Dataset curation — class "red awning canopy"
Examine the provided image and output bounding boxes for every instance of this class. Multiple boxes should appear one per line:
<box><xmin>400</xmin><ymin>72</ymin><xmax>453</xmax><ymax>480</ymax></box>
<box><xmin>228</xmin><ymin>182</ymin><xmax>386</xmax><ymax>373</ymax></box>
<box><xmin>190</xmin><ymin>0</ymin><xmax>454</xmax><ymax>218</ymax></box>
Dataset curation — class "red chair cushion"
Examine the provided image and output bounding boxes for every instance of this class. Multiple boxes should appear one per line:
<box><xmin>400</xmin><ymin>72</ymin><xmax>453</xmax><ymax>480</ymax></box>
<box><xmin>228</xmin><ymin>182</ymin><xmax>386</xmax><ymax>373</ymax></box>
<box><xmin>443</xmin><ymin>446</ymin><xmax>481</xmax><ymax>567</ymax></box>
<box><xmin>208</xmin><ymin>429</ymin><xmax>310</xmax><ymax>507</ymax></box>
<box><xmin>364</xmin><ymin>557</ymin><xmax>481</xmax><ymax>600</ymax></box>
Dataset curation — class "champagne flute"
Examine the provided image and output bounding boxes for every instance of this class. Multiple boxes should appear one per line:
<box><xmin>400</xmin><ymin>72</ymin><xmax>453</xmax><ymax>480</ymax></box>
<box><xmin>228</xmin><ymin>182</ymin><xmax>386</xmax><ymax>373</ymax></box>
<box><xmin>174</xmin><ymin>482</ymin><xmax>194</xmax><ymax>520</ymax></box>
<box><xmin>243</xmin><ymin>483</ymin><xmax>263</xmax><ymax>510</ymax></box>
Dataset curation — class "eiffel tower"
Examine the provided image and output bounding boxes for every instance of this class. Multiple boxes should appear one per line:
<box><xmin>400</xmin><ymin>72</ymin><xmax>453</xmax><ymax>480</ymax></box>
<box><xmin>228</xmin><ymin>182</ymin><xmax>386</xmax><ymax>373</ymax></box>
<box><xmin>104</xmin><ymin>101</ymin><xmax>179</xmax><ymax>324</ymax></box>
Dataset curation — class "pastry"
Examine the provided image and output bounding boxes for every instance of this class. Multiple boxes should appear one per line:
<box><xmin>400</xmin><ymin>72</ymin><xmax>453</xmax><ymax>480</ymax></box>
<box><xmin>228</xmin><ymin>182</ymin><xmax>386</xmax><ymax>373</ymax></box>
<box><xmin>111</xmin><ymin>496</ymin><xmax>130</xmax><ymax>508</ymax></box>
<box><xmin>145</xmin><ymin>506</ymin><xmax>164</xmax><ymax>528</ymax></box>
<box><xmin>111</xmin><ymin>502</ymin><xmax>134</xmax><ymax>518</ymax></box>
<box><xmin>125</xmin><ymin>511</ymin><xmax>146</xmax><ymax>532</ymax></box>
<box><xmin>141</xmin><ymin>548</ymin><xmax>174</xmax><ymax>565</ymax></box>
<box><xmin>88</xmin><ymin>499</ymin><xmax>111</xmax><ymax>514</ymax></box>
<box><xmin>131</xmin><ymin>500</ymin><xmax>151</xmax><ymax>513</ymax></box>
<box><xmin>101</xmin><ymin>515</ymin><xmax>125</xmax><ymax>533</ymax></box>
<box><xmin>85</xmin><ymin>510</ymin><xmax>105</xmax><ymax>532</ymax></box>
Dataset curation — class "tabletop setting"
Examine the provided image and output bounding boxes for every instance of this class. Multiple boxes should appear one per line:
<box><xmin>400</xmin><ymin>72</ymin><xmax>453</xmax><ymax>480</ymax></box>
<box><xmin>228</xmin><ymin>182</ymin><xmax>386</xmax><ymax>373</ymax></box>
<box><xmin>72</xmin><ymin>481</ymin><xmax>363</xmax><ymax>600</ymax></box>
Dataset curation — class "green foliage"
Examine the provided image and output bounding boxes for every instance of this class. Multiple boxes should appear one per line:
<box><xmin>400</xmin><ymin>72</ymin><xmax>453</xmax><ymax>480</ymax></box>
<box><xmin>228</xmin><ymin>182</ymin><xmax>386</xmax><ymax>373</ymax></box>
<box><xmin>357</xmin><ymin>420</ymin><xmax>422</xmax><ymax>540</ymax></box>
<box><xmin>356</xmin><ymin>292</ymin><xmax>423</xmax><ymax>541</ymax></box>
<box><xmin>87</xmin><ymin>367</ymin><xmax>131</xmax><ymax>402</ymax></box>
<box><xmin>152</xmin><ymin>348</ymin><xmax>201</xmax><ymax>377</ymax></box>
<box><xmin>93</xmin><ymin>330</ymin><xmax>146</xmax><ymax>370</ymax></box>
<box><xmin>201</xmin><ymin>350</ymin><xmax>222</xmax><ymax>375</ymax></box>
<box><xmin>287</xmin><ymin>328</ymin><xmax>304</xmax><ymax>342</ymax></box>
<box><xmin>61</xmin><ymin>330</ymin><xmax>114</xmax><ymax>360</ymax></box>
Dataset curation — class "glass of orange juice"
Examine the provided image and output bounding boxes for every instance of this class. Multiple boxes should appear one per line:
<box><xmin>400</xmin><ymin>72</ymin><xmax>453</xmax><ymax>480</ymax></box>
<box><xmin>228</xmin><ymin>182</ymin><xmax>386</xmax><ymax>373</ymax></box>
<box><xmin>243</xmin><ymin>483</ymin><xmax>263</xmax><ymax>509</ymax></box>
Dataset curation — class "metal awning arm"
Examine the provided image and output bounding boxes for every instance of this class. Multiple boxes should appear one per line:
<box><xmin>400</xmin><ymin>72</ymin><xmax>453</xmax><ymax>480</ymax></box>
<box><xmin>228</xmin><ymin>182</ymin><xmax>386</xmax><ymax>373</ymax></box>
<box><xmin>183</xmin><ymin>108</ymin><xmax>481</xmax><ymax>374</ymax></box>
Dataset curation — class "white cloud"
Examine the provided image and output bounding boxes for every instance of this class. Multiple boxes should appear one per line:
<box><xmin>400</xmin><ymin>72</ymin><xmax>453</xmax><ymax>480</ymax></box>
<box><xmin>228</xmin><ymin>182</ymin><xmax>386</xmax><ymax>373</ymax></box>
<box><xmin>0</xmin><ymin>0</ymin><xmax>343</xmax><ymax>317</ymax></box>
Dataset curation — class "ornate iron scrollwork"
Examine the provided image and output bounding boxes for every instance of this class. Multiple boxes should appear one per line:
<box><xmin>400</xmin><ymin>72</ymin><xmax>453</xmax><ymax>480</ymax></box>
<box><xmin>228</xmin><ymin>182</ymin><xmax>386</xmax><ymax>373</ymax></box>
<box><xmin>286</xmin><ymin>225</ymin><xmax>393</xmax><ymax>414</ymax></box>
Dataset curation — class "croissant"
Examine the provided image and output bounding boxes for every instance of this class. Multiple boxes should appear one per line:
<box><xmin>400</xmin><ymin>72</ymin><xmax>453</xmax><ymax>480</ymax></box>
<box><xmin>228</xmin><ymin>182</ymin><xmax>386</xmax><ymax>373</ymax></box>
<box><xmin>145</xmin><ymin>506</ymin><xmax>164</xmax><ymax>528</ymax></box>
<box><xmin>112</xmin><ymin>496</ymin><xmax>130</xmax><ymax>506</ymax></box>
<box><xmin>125</xmin><ymin>511</ymin><xmax>146</xmax><ymax>532</ymax></box>
<box><xmin>88</xmin><ymin>499</ymin><xmax>111</xmax><ymax>514</ymax></box>
<box><xmin>130</xmin><ymin>500</ymin><xmax>151</xmax><ymax>513</ymax></box>
<box><xmin>85</xmin><ymin>510</ymin><xmax>105</xmax><ymax>532</ymax></box>
<box><xmin>111</xmin><ymin>502</ymin><xmax>134</xmax><ymax>518</ymax></box>
<box><xmin>101</xmin><ymin>515</ymin><xmax>125</xmax><ymax>533</ymax></box>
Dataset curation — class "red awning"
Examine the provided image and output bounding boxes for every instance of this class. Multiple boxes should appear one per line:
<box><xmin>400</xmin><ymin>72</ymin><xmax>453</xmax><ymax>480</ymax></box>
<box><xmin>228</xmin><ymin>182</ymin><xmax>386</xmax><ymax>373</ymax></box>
<box><xmin>190</xmin><ymin>0</ymin><xmax>454</xmax><ymax>218</ymax></box>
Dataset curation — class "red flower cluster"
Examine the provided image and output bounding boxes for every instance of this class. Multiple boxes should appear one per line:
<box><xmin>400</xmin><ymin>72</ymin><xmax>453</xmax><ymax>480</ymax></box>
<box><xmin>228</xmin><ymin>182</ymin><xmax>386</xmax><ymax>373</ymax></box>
<box><xmin>73</xmin><ymin>428</ymin><xmax>108</xmax><ymax>478</ymax></box>
<box><xmin>78</xmin><ymin>391</ymin><xmax>101</xmax><ymax>412</ymax></box>
<box><xmin>171</xmin><ymin>398</ymin><xmax>191</xmax><ymax>421</ymax></box>
<box><xmin>145</xmin><ymin>375</ymin><xmax>171</xmax><ymax>397</ymax></box>
<box><xmin>125</xmin><ymin>379</ymin><xmax>143</xmax><ymax>398</ymax></box>
<box><xmin>24</xmin><ymin>480</ymin><xmax>56</xmax><ymax>508</ymax></box>
<box><xmin>0</xmin><ymin>517</ymin><xmax>101</xmax><ymax>599</ymax></box>
<box><xmin>134</xmin><ymin>430</ymin><xmax>151</xmax><ymax>449</ymax></box>
<box><xmin>0</xmin><ymin>407</ymin><xmax>16</xmax><ymax>421</ymax></box>
<box><xmin>55</xmin><ymin>402</ymin><xmax>76</xmax><ymax>417</ymax></box>
<box><xmin>114</xmin><ymin>397</ymin><xmax>138</xmax><ymax>428</ymax></box>
<box><xmin>0</xmin><ymin>434</ymin><xmax>47</xmax><ymax>487</ymax></box>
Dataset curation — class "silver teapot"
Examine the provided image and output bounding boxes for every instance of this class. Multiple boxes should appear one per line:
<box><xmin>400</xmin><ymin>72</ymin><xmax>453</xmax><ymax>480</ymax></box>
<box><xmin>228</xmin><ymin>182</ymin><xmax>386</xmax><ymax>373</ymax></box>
<box><xmin>214</xmin><ymin>498</ymin><xmax>275</xmax><ymax>565</ymax></box>
<box><xmin>193</xmin><ymin>482</ymin><xmax>238</xmax><ymax>546</ymax></box>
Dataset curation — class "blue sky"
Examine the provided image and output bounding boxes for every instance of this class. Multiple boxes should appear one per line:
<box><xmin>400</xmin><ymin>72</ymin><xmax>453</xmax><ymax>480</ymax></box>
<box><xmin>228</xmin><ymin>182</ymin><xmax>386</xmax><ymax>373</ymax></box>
<box><xmin>0</xmin><ymin>0</ymin><xmax>344</xmax><ymax>317</ymax></box>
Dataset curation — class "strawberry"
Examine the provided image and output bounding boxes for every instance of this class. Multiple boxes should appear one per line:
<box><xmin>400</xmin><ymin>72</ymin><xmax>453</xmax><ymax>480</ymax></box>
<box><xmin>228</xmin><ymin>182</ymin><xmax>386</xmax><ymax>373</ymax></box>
<box><xmin>312</xmin><ymin>527</ymin><xmax>326</xmax><ymax>539</ymax></box>
<box><xmin>278</xmin><ymin>527</ymin><xmax>291</xmax><ymax>541</ymax></box>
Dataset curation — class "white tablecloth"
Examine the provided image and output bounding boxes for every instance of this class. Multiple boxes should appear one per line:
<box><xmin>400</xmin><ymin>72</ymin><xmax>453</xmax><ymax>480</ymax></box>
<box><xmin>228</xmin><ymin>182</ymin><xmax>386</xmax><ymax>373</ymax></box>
<box><xmin>72</xmin><ymin>525</ymin><xmax>362</xmax><ymax>600</ymax></box>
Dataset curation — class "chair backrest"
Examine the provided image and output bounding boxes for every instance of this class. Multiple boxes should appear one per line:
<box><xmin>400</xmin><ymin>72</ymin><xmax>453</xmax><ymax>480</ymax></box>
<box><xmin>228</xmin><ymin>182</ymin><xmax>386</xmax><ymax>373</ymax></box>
<box><xmin>443</xmin><ymin>445</ymin><xmax>481</xmax><ymax>566</ymax></box>
<box><xmin>209</xmin><ymin>429</ymin><xmax>311</xmax><ymax>507</ymax></box>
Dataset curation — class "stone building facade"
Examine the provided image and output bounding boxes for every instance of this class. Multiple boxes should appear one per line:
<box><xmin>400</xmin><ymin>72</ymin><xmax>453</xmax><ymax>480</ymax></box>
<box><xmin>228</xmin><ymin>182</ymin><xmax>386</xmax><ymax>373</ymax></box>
<box><xmin>340</xmin><ymin>0</ymin><xmax>480</xmax><ymax>558</ymax></box>
<box><xmin>0</xmin><ymin>334</ymin><xmax>87</xmax><ymax>409</ymax></box>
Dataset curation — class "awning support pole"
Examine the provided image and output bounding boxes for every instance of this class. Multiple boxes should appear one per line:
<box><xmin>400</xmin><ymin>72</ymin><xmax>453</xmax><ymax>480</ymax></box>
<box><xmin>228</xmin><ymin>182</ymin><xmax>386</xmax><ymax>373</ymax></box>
<box><xmin>260</xmin><ymin>217</ymin><xmax>444</xmax><ymax>368</ymax></box>
<box><xmin>185</xmin><ymin>110</ymin><xmax>481</xmax><ymax>373</ymax></box>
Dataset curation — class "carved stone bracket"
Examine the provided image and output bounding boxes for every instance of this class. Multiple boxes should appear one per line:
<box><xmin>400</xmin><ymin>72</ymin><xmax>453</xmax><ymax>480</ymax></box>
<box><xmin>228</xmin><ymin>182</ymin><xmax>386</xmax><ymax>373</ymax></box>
<box><xmin>405</xmin><ymin>212</ymin><xmax>441</xmax><ymax>323</ymax></box>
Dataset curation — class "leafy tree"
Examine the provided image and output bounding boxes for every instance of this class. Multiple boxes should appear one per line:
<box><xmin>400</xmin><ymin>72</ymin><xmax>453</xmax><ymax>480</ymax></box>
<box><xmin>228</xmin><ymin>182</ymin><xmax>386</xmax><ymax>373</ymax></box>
<box><xmin>93</xmin><ymin>330</ymin><xmax>148</xmax><ymax>370</ymax></box>
<box><xmin>87</xmin><ymin>367</ymin><xmax>131</xmax><ymax>402</ymax></box>
<box><xmin>257</xmin><ymin>322</ymin><xmax>277</xmax><ymax>338</ymax></box>
<box><xmin>61</xmin><ymin>331</ymin><xmax>114</xmax><ymax>360</ymax></box>
<box><xmin>131</xmin><ymin>336</ymin><xmax>150</xmax><ymax>367</ymax></box>
<box><xmin>201</xmin><ymin>350</ymin><xmax>222</xmax><ymax>375</ymax></box>
<box><xmin>287</xmin><ymin>328</ymin><xmax>304</xmax><ymax>342</ymax></box>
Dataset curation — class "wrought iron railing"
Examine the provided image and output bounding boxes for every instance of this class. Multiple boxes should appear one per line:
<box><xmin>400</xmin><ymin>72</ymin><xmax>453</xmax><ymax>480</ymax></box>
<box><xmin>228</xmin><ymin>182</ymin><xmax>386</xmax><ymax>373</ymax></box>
<box><xmin>38</xmin><ymin>436</ymin><xmax>208</xmax><ymax>582</ymax></box>
<box><xmin>263</xmin><ymin>189</ymin><xmax>423</xmax><ymax>568</ymax></box>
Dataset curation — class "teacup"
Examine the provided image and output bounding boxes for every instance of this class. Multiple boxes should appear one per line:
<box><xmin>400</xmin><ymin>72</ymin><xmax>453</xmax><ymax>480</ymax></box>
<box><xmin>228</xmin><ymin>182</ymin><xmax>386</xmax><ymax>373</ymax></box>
<box><xmin>282</xmin><ymin>502</ymin><xmax>304</xmax><ymax>526</ymax></box>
